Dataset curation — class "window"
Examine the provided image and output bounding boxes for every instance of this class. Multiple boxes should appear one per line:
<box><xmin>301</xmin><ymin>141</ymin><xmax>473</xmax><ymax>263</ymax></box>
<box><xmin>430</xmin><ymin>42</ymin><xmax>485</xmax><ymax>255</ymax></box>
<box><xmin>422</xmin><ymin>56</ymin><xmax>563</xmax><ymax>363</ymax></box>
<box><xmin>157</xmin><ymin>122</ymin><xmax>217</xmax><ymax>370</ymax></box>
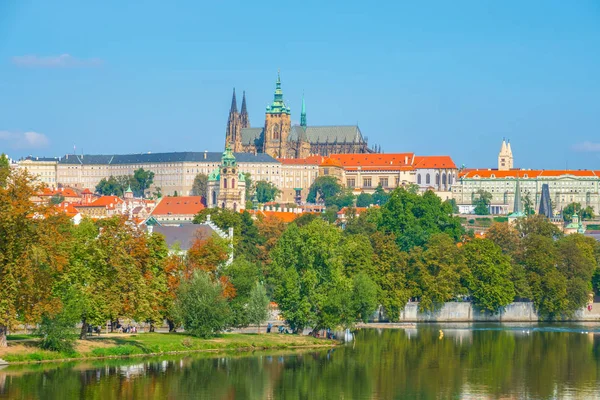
<box><xmin>347</xmin><ymin>178</ymin><xmax>355</xmax><ymax>187</ymax></box>
<box><xmin>426</xmin><ymin>174</ymin><xmax>430</xmax><ymax>184</ymax></box>
<box><xmin>363</xmin><ymin>177</ymin><xmax>372</xmax><ymax>187</ymax></box>
<box><xmin>417</xmin><ymin>175</ymin><xmax>422</xmax><ymax>184</ymax></box>
<box><xmin>380</xmin><ymin>177</ymin><xmax>388</xmax><ymax>187</ymax></box>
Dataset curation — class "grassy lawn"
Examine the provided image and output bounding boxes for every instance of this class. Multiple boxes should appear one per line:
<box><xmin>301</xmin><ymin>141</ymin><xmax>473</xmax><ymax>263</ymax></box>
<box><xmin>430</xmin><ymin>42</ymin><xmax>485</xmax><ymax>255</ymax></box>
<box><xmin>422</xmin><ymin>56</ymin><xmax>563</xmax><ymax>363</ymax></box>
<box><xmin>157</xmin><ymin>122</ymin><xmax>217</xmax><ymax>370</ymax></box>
<box><xmin>1</xmin><ymin>333</ymin><xmax>335</xmax><ymax>363</ymax></box>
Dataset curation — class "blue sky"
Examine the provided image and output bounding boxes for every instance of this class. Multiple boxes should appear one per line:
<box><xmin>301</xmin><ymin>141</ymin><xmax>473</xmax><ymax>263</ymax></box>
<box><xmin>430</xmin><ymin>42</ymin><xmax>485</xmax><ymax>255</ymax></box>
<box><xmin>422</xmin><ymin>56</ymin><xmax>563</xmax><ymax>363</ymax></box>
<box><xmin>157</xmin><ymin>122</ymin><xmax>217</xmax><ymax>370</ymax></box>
<box><xmin>1</xmin><ymin>0</ymin><xmax>599</xmax><ymax>169</ymax></box>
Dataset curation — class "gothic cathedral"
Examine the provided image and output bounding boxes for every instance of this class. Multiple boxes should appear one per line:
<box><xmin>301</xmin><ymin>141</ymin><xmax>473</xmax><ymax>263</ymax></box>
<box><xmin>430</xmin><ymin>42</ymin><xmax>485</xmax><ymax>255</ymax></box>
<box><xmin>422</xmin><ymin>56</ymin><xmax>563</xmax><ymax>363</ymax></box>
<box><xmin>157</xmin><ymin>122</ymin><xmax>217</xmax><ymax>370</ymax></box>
<box><xmin>225</xmin><ymin>72</ymin><xmax>376</xmax><ymax>158</ymax></box>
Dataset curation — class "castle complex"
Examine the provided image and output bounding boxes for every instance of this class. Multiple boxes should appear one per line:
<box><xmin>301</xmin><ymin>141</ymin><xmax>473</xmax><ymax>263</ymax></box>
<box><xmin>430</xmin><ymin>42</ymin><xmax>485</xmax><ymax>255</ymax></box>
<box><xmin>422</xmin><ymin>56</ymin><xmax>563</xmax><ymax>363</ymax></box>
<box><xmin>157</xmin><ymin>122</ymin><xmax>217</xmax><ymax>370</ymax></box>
<box><xmin>225</xmin><ymin>72</ymin><xmax>373</xmax><ymax>158</ymax></box>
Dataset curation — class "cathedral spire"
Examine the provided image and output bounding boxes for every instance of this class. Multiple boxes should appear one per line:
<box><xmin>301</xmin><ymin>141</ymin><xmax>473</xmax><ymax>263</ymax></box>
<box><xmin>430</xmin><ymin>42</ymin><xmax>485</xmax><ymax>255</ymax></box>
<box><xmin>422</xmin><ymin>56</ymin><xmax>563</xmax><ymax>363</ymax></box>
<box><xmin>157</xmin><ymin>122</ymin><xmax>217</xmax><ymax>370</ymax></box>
<box><xmin>300</xmin><ymin>93</ymin><xmax>307</xmax><ymax>127</ymax></box>
<box><xmin>266</xmin><ymin>70</ymin><xmax>290</xmax><ymax>115</ymax></box>
<box><xmin>230</xmin><ymin>88</ymin><xmax>238</xmax><ymax>113</ymax></box>
<box><xmin>240</xmin><ymin>91</ymin><xmax>250</xmax><ymax>128</ymax></box>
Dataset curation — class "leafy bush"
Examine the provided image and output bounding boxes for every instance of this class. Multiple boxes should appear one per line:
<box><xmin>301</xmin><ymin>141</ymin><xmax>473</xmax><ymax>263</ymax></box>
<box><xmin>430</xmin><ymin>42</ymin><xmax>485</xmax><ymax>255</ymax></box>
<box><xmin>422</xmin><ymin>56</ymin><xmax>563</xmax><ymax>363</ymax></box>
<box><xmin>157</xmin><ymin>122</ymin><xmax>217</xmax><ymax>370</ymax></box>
<box><xmin>36</xmin><ymin>313</ymin><xmax>77</xmax><ymax>354</ymax></box>
<box><xmin>173</xmin><ymin>271</ymin><xmax>231</xmax><ymax>338</ymax></box>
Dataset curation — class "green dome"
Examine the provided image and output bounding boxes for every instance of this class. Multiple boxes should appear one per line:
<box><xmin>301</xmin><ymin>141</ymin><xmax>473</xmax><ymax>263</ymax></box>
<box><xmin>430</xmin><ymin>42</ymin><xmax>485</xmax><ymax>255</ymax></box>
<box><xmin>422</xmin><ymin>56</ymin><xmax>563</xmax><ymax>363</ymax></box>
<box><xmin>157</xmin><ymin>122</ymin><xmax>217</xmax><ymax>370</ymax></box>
<box><xmin>208</xmin><ymin>168</ymin><xmax>220</xmax><ymax>182</ymax></box>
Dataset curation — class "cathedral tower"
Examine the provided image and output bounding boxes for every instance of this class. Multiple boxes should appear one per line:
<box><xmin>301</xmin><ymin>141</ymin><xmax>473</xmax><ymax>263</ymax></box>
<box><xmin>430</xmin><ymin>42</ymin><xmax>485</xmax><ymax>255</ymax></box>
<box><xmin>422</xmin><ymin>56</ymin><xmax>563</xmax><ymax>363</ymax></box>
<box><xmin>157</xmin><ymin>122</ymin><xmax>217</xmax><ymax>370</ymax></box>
<box><xmin>263</xmin><ymin>71</ymin><xmax>291</xmax><ymax>158</ymax></box>
<box><xmin>498</xmin><ymin>138</ymin><xmax>513</xmax><ymax>171</ymax></box>
<box><xmin>226</xmin><ymin>89</ymin><xmax>244</xmax><ymax>152</ymax></box>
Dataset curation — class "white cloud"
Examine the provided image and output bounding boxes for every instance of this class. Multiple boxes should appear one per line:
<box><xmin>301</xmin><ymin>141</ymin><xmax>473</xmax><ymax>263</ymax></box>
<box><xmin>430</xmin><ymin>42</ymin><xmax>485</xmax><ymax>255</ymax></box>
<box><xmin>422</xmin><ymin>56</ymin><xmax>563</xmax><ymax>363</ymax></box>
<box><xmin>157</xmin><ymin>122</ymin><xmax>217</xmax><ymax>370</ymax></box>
<box><xmin>11</xmin><ymin>54</ymin><xmax>103</xmax><ymax>68</ymax></box>
<box><xmin>572</xmin><ymin>141</ymin><xmax>600</xmax><ymax>153</ymax></box>
<box><xmin>0</xmin><ymin>131</ymin><xmax>50</xmax><ymax>149</ymax></box>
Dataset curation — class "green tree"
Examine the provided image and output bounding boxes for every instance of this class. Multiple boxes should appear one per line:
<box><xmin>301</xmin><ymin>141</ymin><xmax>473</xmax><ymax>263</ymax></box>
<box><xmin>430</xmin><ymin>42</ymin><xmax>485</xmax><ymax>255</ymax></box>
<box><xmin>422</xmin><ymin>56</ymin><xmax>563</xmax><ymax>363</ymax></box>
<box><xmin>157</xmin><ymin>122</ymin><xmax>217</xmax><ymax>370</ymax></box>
<box><xmin>371</xmin><ymin>232</ymin><xmax>410</xmax><ymax>321</ymax></box>
<box><xmin>514</xmin><ymin>214</ymin><xmax>563</xmax><ymax>240</ymax></box>
<box><xmin>372</xmin><ymin>185</ymin><xmax>389</xmax><ymax>205</ymax></box>
<box><xmin>445</xmin><ymin>198</ymin><xmax>459</xmax><ymax>214</ymax></box>
<box><xmin>222</xmin><ymin>258</ymin><xmax>261</xmax><ymax>327</ymax></box>
<box><xmin>270</xmin><ymin>219</ymin><xmax>351</xmax><ymax>332</ymax></box>
<box><xmin>132</xmin><ymin>168</ymin><xmax>155</xmax><ymax>197</ymax></box>
<box><xmin>0</xmin><ymin>153</ymin><xmax>9</xmax><ymax>187</ymax></box>
<box><xmin>322</xmin><ymin>205</ymin><xmax>339</xmax><ymax>223</ymax></box>
<box><xmin>523</xmin><ymin>191</ymin><xmax>535</xmax><ymax>215</ymax></box>
<box><xmin>379</xmin><ymin>188</ymin><xmax>464</xmax><ymax>251</ymax></box>
<box><xmin>173</xmin><ymin>270</ymin><xmax>231</xmax><ymax>338</ymax></box>
<box><xmin>352</xmin><ymin>272</ymin><xmax>379</xmax><ymax>323</ymax></box>
<box><xmin>556</xmin><ymin>234</ymin><xmax>597</xmax><ymax>313</ymax></box>
<box><xmin>473</xmin><ymin>190</ymin><xmax>492</xmax><ymax>215</ymax></box>
<box><xmin>255</xmin><ymin>180</ymin><xmax>281</xmax><ymax>203</ymax></box>
<box><xmin>408</xmin><ymin>233</ymin><xmax>466</xmax><ymax>312</ymax></box>
<box><xmin>244</xmin><ymin>172</ymin><xmax>253</xmax><ymax>201</ymax></box>
<box><xmin>193</xmin><ymin>207</ymin><xmax>242</xmax><ymax>231</ymax></box>
<box><xmin>356</xmin><ymin>192</ymin><xmax>373</xmax><ymax>207</ymax></box>
<box><xmin>247</xmin><ymin>282</ymin><xmax>270</xmax><ymax>333</ymax></box>
<box><xmin>50</xmin><ymin>193</ymin><xmax>65</xmax><ymax>205</ymax></box>
<box><xmin>563</xmin><ymin>202</ymin><xmax>595</xmax><ymax>222</ymax></box>
<box><xmin>307</xmin><ymin>176</ymin><xmax>342</xmax><ymax>204</ymax></box>
<box><xmin>0</xmin><ymin>169</ymin><xmax>71</xmax><ymax>347</ymax></box>
<box><xmin>462</xmin><ymin>239</ymin><xmax>516</xmax><ymax>313</ymax></box>
<box><xmin>191</xmin><ymin>173</ymin><xmax>208</xmax><ymax>198</ymax></box>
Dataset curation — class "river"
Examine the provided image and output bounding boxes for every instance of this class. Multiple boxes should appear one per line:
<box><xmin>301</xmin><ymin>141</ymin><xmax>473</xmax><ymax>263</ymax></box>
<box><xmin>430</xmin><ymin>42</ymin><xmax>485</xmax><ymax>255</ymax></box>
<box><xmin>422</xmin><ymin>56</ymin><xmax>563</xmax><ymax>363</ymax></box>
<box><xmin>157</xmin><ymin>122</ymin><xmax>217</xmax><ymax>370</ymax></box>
<box><xmin>1</xmin><ymin>324</ymin><xmax>599</xmax><ymax>399</ymax></box>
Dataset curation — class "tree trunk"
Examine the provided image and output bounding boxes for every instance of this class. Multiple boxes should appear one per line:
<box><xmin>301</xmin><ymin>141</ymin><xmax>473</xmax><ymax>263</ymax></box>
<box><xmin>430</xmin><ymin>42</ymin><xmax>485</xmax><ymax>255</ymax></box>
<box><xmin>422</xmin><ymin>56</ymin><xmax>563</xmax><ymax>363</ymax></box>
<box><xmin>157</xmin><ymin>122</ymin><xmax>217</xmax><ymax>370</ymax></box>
<box><xmin>110</xmin><ymin>319</ymin><xmax>118</xmax><ymax>333</ymax></box>
<box><xmin>0</xmin><ymin>325</ymin><xmax>7</xmax><ymax>348</ymax></box>
<box><xmin>167</xmin><ymin>319</ymin><xmax>175</xmax><ymax>333</ymax></box>
<box><xmin>149</xmin><ymin>323</ymin><xmax>155</xmax><ymax>333</ymax></box>
<box><xmin>80</xmin><ymin>319</ymin><xmax>88</xmax><ymax>340</ymax></box>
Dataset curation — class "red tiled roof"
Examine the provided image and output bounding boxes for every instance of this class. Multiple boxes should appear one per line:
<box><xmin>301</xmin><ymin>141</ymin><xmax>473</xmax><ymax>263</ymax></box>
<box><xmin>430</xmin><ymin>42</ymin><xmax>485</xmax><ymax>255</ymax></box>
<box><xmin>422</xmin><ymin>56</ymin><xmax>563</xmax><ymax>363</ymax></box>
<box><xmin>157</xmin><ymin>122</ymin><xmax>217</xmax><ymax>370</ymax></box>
<box><xmin>39</xmin><ymin>187</ymin><xmax>80</xmax><ymax>198</ymax></box>
<box><xmin>81</xmin><ymin>188</ymin><xmax>93</xmax><ymax>194</ymax></box>
<box><xmin>320</xmin><ymin>157</ymin><xmax>343</xmax><ymax>168</ymax></box>
<box><xmin>242</xmin><ymin>209</ymin><xmax>300</xmax><ymax>223</ymax></box>
<box><xmin>151</xmin><ymin>196</ymin><xmax>205</xmax><ymax>216</ymax></box>
<box><xmin>459</xmin><ymin>169</ymin><xmax>599</xmax><ymax>179</ymax></box>
<box><xmin>56</xmin><ymin>201</ymin><xmax>80</xmax><ymax>216</ymax></box>
<box><xmin>413</xmin><ymin>155</ymin><xmax>457</xmax><ymax>169</ymax></box>
<box><xmin>337</xmin><ymin>206</ymin><xmax>369</xmax><ymax>215</ymax></box>
<box><xmin>327</xmin><ymin>153</ymin><xmax>415</xmax><ymax>168</ymax></box>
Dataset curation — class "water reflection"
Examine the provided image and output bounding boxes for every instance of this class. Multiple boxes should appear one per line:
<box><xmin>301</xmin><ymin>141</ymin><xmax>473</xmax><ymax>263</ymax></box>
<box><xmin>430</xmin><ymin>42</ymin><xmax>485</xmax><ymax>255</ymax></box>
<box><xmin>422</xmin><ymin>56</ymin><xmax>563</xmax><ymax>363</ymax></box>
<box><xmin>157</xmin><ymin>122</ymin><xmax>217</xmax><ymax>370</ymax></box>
<box><xmin>1</xmin><ymin>325</ymin><xmax>599</xmax><ymax>399</ymax></box>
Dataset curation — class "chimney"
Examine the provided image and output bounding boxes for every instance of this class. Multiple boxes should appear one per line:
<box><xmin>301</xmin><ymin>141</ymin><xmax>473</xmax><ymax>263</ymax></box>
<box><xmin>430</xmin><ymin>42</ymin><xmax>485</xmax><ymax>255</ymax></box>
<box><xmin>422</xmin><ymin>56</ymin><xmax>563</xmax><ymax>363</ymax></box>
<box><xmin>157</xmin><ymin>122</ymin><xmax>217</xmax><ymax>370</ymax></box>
<box><xmin>404</xmin><ymin>156</ymin><xmax>408</xmax><ymax>165</ymax></box>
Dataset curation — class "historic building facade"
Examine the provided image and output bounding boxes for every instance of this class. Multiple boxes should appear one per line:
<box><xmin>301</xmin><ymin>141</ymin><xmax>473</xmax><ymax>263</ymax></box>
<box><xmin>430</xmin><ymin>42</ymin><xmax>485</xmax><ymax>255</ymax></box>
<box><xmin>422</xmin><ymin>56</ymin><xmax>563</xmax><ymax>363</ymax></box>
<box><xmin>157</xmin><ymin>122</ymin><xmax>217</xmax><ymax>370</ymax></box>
<box><xmin>207</xmin><ymin>146</ymin><xmax>246</xmax><ymax>211</ymax></box>
<box><xmin>451</xmin><ymin>140</ymin><xmax>600</xmax><ymax>214</ymax></box>
<box><xmin>226</xmin><ymin>72</ymin><xmax>374</xmax><ymax>159</ymax></box>
<box><xmin>19</xmin><ymin>151</ymin><xmax>280</xmax><ymax>197</ymax></box>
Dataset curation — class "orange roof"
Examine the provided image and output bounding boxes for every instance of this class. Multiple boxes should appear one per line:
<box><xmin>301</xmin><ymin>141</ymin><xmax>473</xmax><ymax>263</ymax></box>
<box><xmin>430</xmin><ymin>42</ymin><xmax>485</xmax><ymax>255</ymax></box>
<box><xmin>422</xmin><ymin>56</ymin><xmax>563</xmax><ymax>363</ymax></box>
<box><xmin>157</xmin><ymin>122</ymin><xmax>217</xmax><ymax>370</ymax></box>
<box><xmin>327</xmin><ymin>153</ymin><xmax>415</xmax><ymax>168</ymax></box>
<box><xmin>320</xmin><ymin>157</ymin><xmax>343</xmax><ymax>168</ymax></box>
<box><xmin>56</xmin><ymin>201</ymin><xmax>80</xmax><ymax>216</ymax></box>
<box><xmin>81</xmin><ymin>188</ymin><xmax>93</xmax><ymax>194</ymax></box>
<box><xmin>39</xmin><ymin>187</ymin><xmax>80</xmax><ymax>198</ymax></box>
<box><xmin>278</xmin><ymin>155</ymin><xmax>325</xmax><ymax>165</ymax></box>
<box><xmin>151</xmin><ymin>196</ymin><xmax>205</xmax><ymax>216</ymax></box>
<box><xmin>74</xmin><ymin>196</ymin><xmax>124</xmax><ymax>210</ymax></box>
<box><xmin>459</xmin><ymin>169</ymin><xmax>599</xmax><ymax>179</ymax></box>
<box><xmin>337</xmin><ymin>206</ymin><xmax>369</xmax><ymax>215</ymax></box>
<box><xmin>242</xmin><ymin>209</ymin><xmax>300</xmax><ymax>223</ymax></box>
<box><xmin>413</xmin><ymin>155</ymin><xmax>457</xmax><ymax>169</ymax></box>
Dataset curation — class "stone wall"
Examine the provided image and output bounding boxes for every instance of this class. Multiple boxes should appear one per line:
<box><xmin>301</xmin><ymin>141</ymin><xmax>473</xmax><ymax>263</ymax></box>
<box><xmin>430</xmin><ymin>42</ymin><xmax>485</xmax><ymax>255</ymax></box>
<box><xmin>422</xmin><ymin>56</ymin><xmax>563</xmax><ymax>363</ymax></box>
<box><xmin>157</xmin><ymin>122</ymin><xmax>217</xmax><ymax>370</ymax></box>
<box><xmin>394</xmin><ymin>302</ymin><xmax>600</xmax><ymax>322</ymax></box>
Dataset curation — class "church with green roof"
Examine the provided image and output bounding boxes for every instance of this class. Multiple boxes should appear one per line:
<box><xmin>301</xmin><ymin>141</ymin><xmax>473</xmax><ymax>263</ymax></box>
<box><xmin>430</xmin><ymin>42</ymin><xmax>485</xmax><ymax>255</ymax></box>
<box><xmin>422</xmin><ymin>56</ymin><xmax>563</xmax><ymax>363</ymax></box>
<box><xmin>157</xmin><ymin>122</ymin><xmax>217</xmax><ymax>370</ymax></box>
<box><xmin>225</xmin><ymin>72</ymin><xmax>377</xmax><ymax>159</ymax></box>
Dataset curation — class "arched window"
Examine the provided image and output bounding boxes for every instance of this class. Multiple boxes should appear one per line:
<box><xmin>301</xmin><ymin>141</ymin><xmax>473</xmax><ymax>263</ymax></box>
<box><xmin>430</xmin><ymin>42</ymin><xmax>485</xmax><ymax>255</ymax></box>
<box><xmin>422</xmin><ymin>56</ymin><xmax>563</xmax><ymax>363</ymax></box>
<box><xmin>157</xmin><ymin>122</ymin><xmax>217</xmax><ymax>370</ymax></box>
<box><xmin>426</xmin><ymin>174</ymin><xmax>430</xmax><ymax>184</ymax></box>
<box><xmin>223</xmin><ymin>178</ymin><xmax>228</xmax><ymax>189</ymax></box>
<box><xmin>212</xmin><ymin>190</ymin><xmax>216</xmax><ymax>205</ymax></box>
<box><xmin>232</xmin><ymin>178</ymin><xmax>235</xmax><ymax>188</ymax></box>
<box><xmin>417</xmin><ymin>174</ymin><xmax>422</xmax><ymax>184</ymax></box>
<box><xmin>221</xmin><ymin>202</ymin><xmax>225</xmax><ymax>209</ymax></box>
<box><xmin>436</xmin><ymin>174</ymin><xmax>440</xmax><ymax>185</ymax></box>
<box><xmin>442</xmin><ymin>173</ymin><xmax>447</xmax><ymax>185</ymax></box>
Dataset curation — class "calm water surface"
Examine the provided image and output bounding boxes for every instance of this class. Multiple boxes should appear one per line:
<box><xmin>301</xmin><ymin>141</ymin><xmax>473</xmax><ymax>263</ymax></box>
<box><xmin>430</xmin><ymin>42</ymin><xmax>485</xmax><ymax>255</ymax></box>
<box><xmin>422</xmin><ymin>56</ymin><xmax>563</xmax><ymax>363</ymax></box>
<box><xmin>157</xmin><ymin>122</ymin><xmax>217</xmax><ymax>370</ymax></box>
<box><xmin>1</xmin><ymin>324</ymin><xmax>600</xmax><ymax>399</ymax></box>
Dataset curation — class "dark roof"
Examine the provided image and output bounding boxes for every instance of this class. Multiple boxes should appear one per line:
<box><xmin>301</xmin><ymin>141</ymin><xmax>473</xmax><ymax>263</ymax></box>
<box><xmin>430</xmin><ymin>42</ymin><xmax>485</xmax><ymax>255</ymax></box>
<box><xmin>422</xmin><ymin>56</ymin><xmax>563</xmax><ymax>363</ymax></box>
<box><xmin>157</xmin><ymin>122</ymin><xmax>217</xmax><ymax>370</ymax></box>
<box><xmin>152</xmin><ymin>224</ymin><xmax>216</xmax><ymax>251</ymax></box>
<box><xmin>241</xmin><ymin>125</ymin><xmax>365</xmax><ymax>145</ymax></box>
<box><xmin>56</xmin><ymin>152</ymin><xmax>279</xmax><ymax>165</ymax></box>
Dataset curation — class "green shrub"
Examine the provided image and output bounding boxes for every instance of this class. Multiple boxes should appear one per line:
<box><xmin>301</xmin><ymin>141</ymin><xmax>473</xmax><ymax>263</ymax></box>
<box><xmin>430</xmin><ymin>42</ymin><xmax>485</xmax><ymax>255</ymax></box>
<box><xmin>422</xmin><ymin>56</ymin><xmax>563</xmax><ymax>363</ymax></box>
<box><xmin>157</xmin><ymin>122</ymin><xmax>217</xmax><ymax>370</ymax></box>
<box><xmin>36</xmin><ymin>313</ymin><xmax>77</xmax><ymax>354</ymax></box>
<box><xmin>468</xmin><ymin>219</ymin><xmax>475</xmax><ymax>224</ymax></box>
<box><xmin>493</xmin><ymin>217</ymin><xmax>508</xmax><ymax>223</ymax></box>
<box><xmin>173</xmin><ymin>271</ymin><xmax>231</xmax><ymax>338</ymax></box>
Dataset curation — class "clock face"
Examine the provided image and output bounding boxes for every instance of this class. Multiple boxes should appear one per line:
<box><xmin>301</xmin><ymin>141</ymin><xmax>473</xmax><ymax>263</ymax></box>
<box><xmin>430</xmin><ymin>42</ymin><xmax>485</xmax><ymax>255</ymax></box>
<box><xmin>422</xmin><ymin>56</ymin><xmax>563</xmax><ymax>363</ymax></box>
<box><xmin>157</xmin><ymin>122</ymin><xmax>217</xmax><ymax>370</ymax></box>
<box><xmin>232</xmin><ymin>169</ymin><xmax>236</xmax><ymax>174</ymax></box>
<box><xmin>223</xmin><ymin>168</ymin><xmax>227</xmax><ymax>174</ymax></box>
